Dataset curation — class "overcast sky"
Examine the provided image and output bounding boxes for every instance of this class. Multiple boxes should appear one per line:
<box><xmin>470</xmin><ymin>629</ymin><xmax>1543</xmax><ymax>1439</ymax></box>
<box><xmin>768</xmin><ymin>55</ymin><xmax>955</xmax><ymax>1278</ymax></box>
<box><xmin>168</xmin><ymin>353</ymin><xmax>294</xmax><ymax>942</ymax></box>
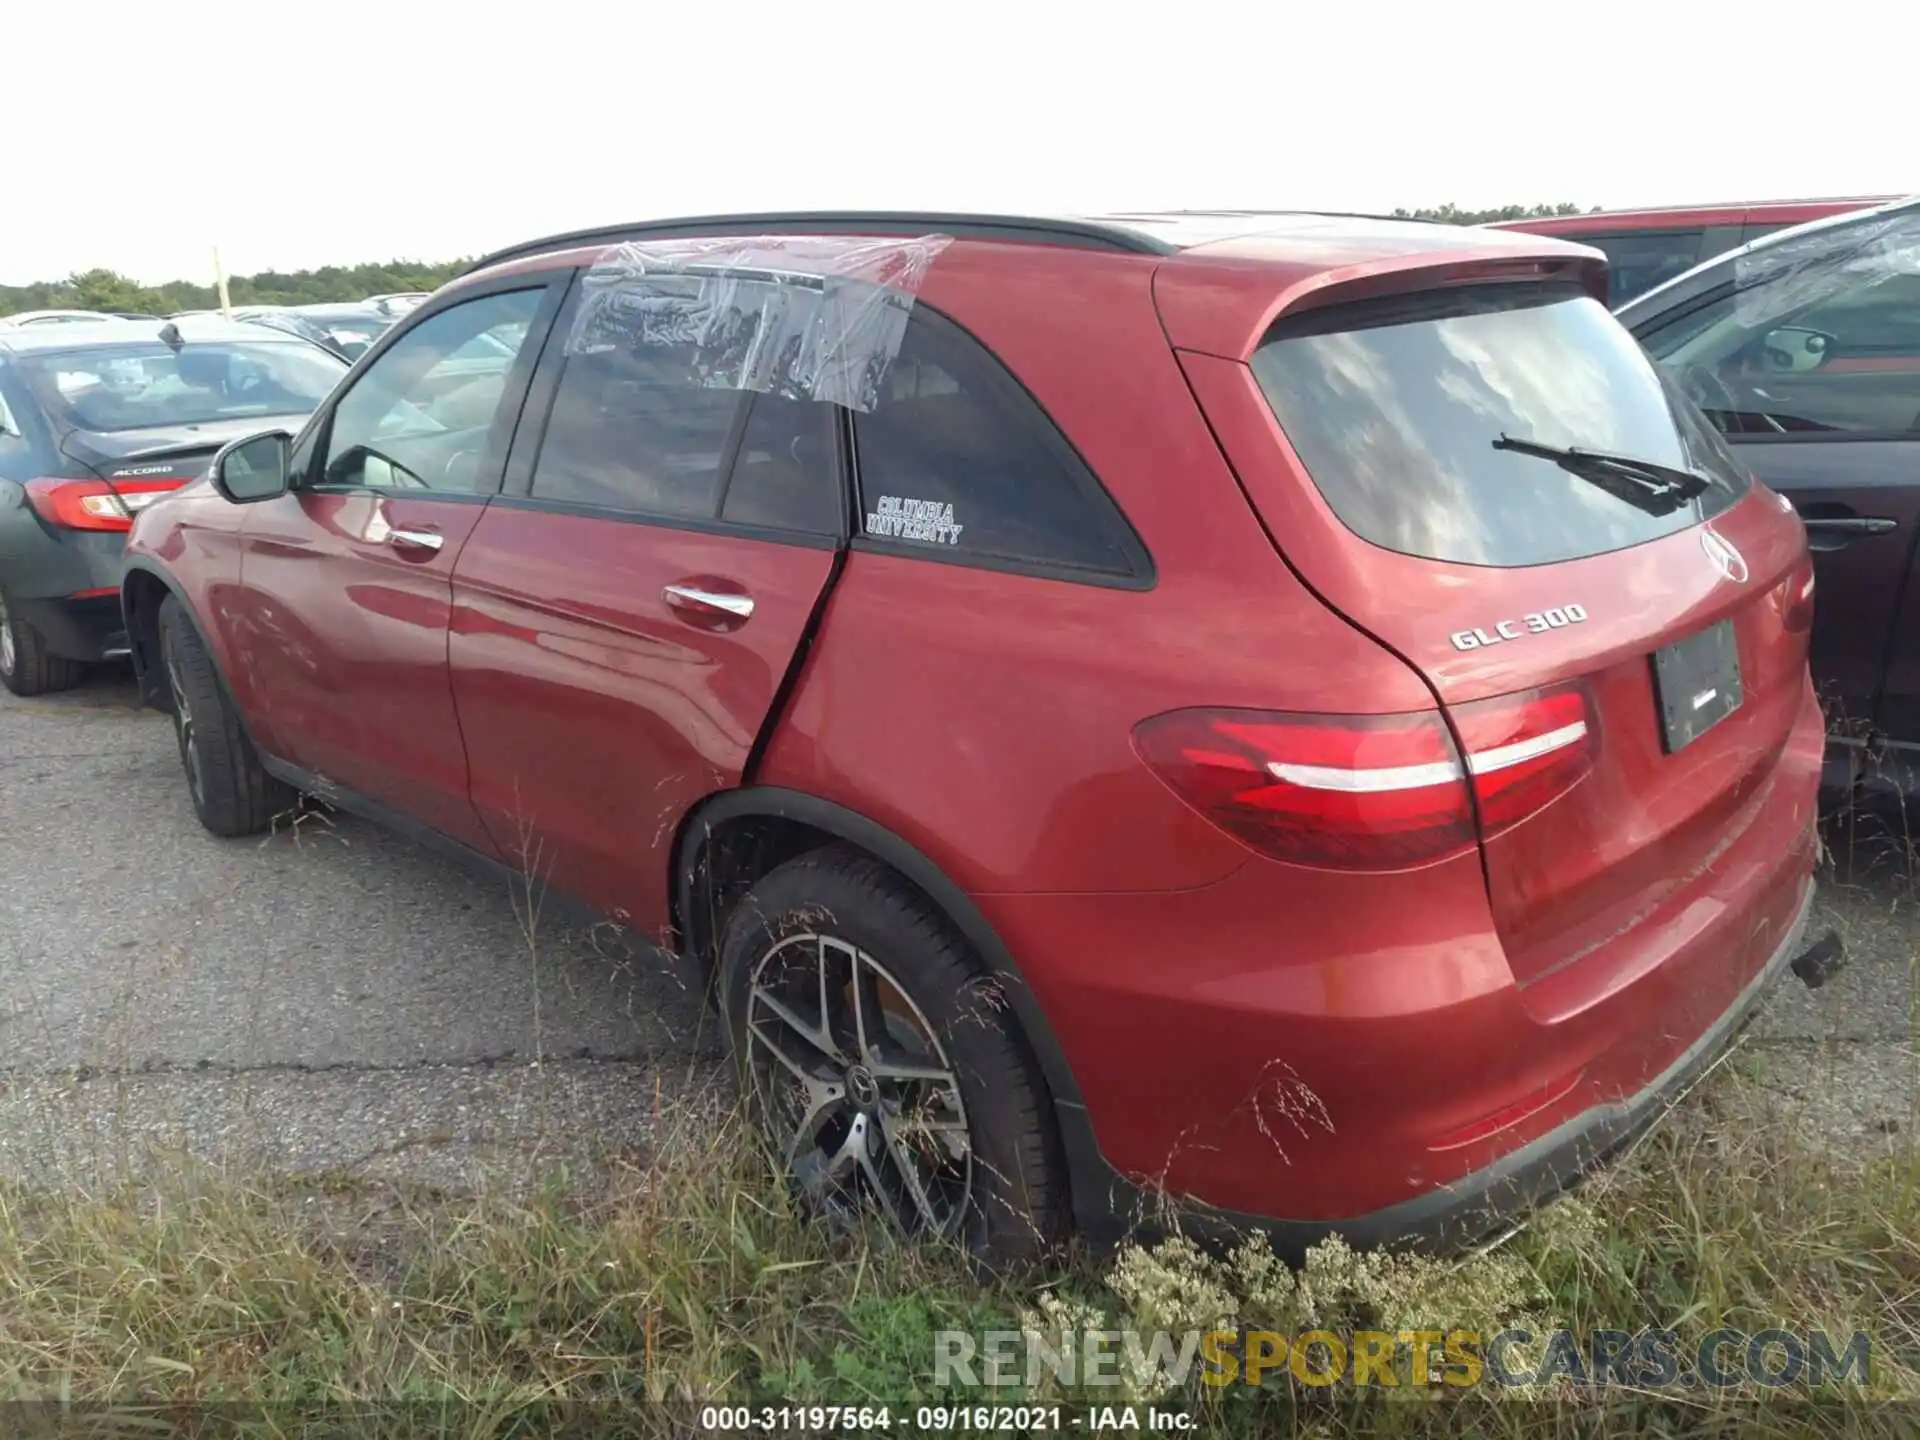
<box><xmin>7</xmin><ymin>0</ymin><xmax>1910</xmax><ymax>285</ymax></box>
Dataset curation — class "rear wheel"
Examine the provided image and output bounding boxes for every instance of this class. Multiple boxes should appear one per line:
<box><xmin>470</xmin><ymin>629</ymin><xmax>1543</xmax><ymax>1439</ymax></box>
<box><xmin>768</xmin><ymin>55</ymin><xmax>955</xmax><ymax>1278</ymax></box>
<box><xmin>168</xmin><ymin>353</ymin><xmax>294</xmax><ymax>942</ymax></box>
<box><xmin>719</xmin><ymin>847</ymin><xmax>1065</xmax><ymax>1263</ymax></box>
<box><xmin>158</xmin><ymin>595</ymin><xmax>296</xmax><ymax>836</ymax></box>
<box><xmin>0</xmin><ymin>591</ymin><xmax>86</xmax><ymax>697</ymax></box>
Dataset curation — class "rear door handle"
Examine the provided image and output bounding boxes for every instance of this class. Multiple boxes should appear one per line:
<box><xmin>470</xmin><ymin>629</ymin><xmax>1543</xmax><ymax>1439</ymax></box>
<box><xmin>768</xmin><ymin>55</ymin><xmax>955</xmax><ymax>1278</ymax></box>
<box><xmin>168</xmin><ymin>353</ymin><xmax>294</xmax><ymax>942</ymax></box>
<box><xmin>663</xmin><ymin>583</ymin><xmax>754</xmax><ymax>620</ymax></box>
<box><xmin>388</xmin><ymin>527</ymin><xmax>444</xmax><ymax>552</ymax></box>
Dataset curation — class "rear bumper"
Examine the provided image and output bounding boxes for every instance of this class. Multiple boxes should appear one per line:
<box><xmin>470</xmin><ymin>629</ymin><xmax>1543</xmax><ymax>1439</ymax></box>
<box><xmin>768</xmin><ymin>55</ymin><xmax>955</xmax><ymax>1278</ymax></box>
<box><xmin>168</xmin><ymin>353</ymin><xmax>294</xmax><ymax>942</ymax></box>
<box><xmin>985</xmin><ymin>679</ymin><xmax>1827</xmax><ymax>1253</ymax></box>
<box><xmin>11</xmin><ymin>595</ymin><xmax>127</xmax><ymax>662</ymax></box>
<box><xmin>1172</xmin><ymin>882</ymin><xmax>1820</xmax><ymax>1255</ymax></box>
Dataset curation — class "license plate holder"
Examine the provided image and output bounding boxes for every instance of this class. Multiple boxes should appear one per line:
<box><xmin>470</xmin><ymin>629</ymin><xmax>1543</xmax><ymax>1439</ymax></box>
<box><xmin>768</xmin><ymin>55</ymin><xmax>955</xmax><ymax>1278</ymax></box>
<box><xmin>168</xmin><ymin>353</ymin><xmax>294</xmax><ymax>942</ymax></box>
<box><xmin>1651</xmin><ymin>618</ymin><xmax>1743</xmax><ymax>753</ymax></box>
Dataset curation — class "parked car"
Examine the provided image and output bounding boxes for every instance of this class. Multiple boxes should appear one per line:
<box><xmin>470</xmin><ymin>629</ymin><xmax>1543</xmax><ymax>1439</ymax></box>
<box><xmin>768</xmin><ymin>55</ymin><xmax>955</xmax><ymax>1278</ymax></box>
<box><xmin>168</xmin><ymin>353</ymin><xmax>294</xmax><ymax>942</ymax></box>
<box><xmin>290</xmin><ymin>303</ymin><xmax>405</xmax><ymax>359</ymax></box>
<box><xmin>231</xmin><ymin>308</ymin><xmax>356</xmax><ymax>361</ymax></box>
<box><xmin>1491</xmin><ymin>198</ymin><xmax>1893</xmax><ymax>304</ymax></box>
<box><xmin>1618</xmin><ymin>195</ymin><xmax>1920</xmax><ymax>798</ymax></box>
<box><xmin>1</xmin><ymin>309</ymin><xmax>116</xmax><ymax>328</ymax></box>
<box><xmin>123</xmin><ymin>210</ymin><xmax>1837</xmax><ymax>1260</ymax></box>
<box><xmin>0</xmin><ymin>318</ymin><xmax>346</xmax><ymax>694</ymax></box>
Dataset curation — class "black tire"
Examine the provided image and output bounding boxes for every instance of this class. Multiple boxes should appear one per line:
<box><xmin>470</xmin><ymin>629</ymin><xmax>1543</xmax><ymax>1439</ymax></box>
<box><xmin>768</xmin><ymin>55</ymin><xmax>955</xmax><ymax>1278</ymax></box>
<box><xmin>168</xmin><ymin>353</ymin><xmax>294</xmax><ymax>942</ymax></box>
<box><xmin>719</xmin><ymin>846</ymin><xmax>1065</xmax><ymax>1264</ymax></box>
<box><xmin>158</xmin><ymin>595</ymin><xmax>296</xmax><ymax>836</ymax></box>
<box><xmin>0</xmin><ymin>590</ymin><xmax>85</xmax><ymax>697</ymax></box>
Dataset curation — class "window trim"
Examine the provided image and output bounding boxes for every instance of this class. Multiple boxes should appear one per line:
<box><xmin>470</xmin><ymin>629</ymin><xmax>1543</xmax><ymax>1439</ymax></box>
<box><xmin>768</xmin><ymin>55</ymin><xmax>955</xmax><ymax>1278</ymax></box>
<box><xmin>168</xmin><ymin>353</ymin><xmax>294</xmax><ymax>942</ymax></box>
<box><xmin>846</xmin><ymin>304</ymin><xmax>1155</xmax><ymax>591</ymax></box>
<box><xmin>296</xmin><ymin>273</ymin><xmax>566</xmax><ymax>500</ymax></box>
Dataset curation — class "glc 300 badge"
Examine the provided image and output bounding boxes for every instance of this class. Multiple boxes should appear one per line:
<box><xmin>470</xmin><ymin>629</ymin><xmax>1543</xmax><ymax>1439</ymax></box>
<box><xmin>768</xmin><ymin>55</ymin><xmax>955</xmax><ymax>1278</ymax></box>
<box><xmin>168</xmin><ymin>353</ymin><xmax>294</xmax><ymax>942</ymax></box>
<box><xmin>1450</xmin><ymin>604</ymin><xmax>1590</xmax><ymax>652</ymax></box>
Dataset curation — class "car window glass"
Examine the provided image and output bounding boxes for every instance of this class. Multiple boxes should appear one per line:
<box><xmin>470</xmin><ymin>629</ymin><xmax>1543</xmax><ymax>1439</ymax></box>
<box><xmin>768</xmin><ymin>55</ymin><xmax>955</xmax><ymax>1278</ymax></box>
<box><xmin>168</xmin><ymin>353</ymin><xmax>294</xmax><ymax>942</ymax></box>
<box><xmin>1251</xmin><ymin>281</ymin><xmax>1748</xmax><ymax>567</ymax></box>
<box><xmin>1642</xmin><ymin>266</ymin><xmax>1920</xmax><ymax>437</ymax></box>
<box><xmin>529</xmin><ymin>342</ymin><xmax>743</xmax><ymax>517</ymax></box>
<box><xmin>1588</xmin><ymin>230</ymin><xmax>1705</xmax><ymax>304</ymax></box>
<box><xmin>0</xmin><ymin>381</ymin><xmax>30</xmax><ymax>471</ymax></box>
<box><xmin>318</xmin><ymin>289</ymin><xmax>545</xmax><ymax>493</ymax></box>
<box><xmin>717</xmin><ymin>393</ymin><xmax>840</xmax><ymax>534</ymax></box>
<box><xmin>12</xmin><ymin>342</ymin><xmax>345</xmax><ymax>434</ymax></box>
<box><xmin>850</xmin><ymin>312</ymin><xmax>1139</xmax><ymax>576</ymax></box>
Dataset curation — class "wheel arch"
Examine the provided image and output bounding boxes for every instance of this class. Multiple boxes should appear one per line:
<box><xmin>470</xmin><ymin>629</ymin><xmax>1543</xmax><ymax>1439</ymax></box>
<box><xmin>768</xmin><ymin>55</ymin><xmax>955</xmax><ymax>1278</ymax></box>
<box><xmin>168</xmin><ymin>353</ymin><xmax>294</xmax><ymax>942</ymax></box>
<box><xmin>120</xmin><ymin>560</ymin><xmax>179</xmax><ymax>711</ymax></box>
<box><xmin>672</xmin><ymin>786</ymin><xmax>1094</xmax><ymax>1129</ymax></box>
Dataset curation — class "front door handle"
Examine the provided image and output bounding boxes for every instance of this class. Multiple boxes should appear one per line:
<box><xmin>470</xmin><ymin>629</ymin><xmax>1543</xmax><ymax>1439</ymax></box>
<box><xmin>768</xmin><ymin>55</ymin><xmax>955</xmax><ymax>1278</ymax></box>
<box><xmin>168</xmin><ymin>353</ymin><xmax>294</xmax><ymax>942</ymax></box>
<box><xmin>388</xmin><ymin>527</ymin><xmax>444</xmax><ymax>552</ymax></box>
<box><xmin>663</xmin><ymin>583</ymin><xmax>754</xmax><ymax>621</ymax></box>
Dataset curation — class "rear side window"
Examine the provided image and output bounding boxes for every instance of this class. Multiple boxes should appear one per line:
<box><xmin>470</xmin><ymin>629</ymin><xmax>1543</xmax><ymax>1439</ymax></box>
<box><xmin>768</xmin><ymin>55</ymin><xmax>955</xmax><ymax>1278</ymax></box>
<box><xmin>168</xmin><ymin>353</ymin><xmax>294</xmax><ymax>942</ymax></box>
<box><xmin>851</xmin><ymin>312</ymin><xmax>1145</xmax><ymax>579</ymax></box>
<box><xmin>1585</xmin><ymin>230</ymin><xmax>1705</xmax><ymax>304</ymax></box>
<box><xmin>1250</xmin><ymin>282</ymin><xmax>1749</xmax><ymax>568</ymax></box>
<box><xmin>531</xmin><ymin>345</ymin><xmax>741</xmax><ymax>518</ymax></box>
<box><xmin>530</xmin><ymin>312</ymin><xmax>840</xmax><ymax>536</ymax></box>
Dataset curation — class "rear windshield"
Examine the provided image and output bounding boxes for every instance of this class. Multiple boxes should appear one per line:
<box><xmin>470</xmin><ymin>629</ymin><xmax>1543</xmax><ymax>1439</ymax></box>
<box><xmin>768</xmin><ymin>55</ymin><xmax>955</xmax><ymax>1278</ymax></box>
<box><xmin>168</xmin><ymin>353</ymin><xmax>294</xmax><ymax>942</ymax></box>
<box><xmin>1249</xmin><ymin>282</ymin><xmax>1749</xmax><ymax>567</ymax></box>
<box><xmin>15</xmin><ymin>341</ymin><xmax>345</xmax><ymax>433</ymax></box>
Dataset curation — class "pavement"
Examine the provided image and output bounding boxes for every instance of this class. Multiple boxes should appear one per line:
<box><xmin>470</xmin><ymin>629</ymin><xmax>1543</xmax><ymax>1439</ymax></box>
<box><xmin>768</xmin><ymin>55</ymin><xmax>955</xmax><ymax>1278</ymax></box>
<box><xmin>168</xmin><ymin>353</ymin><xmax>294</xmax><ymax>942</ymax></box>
<box><xmin>0</xmin><ymin>668</ymin><xmax>1912</xmax><ymax>1198</ymax></box>
<box><xmin>1</xmin><ymin>668</ymin><xmax>720</xmax><ymax>1194</ymax></box>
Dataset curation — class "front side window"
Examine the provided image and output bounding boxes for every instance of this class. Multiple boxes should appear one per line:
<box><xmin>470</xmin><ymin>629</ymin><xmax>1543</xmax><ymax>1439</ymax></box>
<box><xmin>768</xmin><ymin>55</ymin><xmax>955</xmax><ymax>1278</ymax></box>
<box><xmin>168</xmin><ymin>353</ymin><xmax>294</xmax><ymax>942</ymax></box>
<box><xmin>850</xmin><ymin>312</ymin><xmax>1144</xmax><ymax>577</ymax></box>
<box><xmin>14</xmin><ymin>341</ymin><xmax>346</xmax><ymax>433</ymax></box>
<box><xmin>316</xmin><ymin>288</ymin><xmax>545</xmax><ymax>493</ymax></box>
<box><xmin>1251</xmin><ymin>281</ymin><xmax>1749</xmax><ymax>567</ymax></box>
<box><xmin>1638</xmin><ymin>220</ymin><xmax>1920</xmax><ymax>437</ymax></box>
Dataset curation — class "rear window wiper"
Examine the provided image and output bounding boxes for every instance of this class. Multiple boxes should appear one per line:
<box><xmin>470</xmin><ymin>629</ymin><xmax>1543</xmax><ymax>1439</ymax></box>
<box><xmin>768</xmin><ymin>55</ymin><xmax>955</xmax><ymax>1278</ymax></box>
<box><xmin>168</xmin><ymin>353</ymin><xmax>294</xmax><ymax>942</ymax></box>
<box><xmin>1493</xmin><ymin>433</ymin><xmax>1712</xmax><ymax>517</ymax></box>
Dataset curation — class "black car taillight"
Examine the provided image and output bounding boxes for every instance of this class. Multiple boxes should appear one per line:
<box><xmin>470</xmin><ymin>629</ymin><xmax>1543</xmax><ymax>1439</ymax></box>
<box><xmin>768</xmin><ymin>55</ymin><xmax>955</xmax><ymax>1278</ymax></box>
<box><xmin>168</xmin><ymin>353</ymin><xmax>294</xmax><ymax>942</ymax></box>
<box><xmin>23</xmin><ymin>476</ymin><xmax>189</xmax><ymax>532</ymax></box>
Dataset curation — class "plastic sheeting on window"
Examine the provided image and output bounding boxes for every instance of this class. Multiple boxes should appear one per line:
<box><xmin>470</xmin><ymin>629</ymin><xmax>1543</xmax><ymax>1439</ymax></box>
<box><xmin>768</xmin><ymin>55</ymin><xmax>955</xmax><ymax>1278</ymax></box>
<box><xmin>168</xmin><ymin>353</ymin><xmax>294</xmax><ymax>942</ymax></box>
<box><xmin>1734</xmin><ymin>205</ymin><xmax>1920</xmax><ymax>328</ymax></box>
<box><xmin>566</xmin><ymin>233</ymin><xmax>952</xmax><ymax>413</ymax></box>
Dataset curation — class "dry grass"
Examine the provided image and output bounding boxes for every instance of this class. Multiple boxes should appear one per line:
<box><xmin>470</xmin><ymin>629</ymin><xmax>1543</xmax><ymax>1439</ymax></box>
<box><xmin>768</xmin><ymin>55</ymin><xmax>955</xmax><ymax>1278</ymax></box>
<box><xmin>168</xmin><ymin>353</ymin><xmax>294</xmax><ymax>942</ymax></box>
<box><xmin>1</xmin><ymin>794</ymin><xmax>1913</xmax><ymax>1434</ymax></box>
<box><xmin>0</xmin><ymin>1063</ymin><xmax>1914</xmax><ymax>1436</ymax></box>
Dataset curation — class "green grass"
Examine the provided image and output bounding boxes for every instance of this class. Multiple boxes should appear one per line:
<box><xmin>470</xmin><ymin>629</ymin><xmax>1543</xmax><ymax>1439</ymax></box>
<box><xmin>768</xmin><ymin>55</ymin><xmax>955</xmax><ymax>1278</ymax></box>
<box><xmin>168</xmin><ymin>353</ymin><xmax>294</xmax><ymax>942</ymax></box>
<box><xmin>1</xmin><ymin>1066</ymin><xmax>1915</xmax><ymax>1437</ymax></box>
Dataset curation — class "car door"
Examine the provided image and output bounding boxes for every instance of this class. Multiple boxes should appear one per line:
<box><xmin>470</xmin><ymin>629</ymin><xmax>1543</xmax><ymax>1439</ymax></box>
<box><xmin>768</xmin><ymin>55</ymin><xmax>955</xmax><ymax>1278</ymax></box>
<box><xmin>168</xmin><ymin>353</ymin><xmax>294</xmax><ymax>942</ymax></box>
<box><xmin>235</xmin><ymin>280</ymin><xmax>562</xmax><ymax>846</ymax></box>
<box><xmin>448</xmin><ymin>276</ymin><xmax>845</xmax><ymax>930</ymax></box>
<box><xmin>1631</xmin><ymin>235</ymin><xmax>1920</xmax><ymax>746</ymax></box>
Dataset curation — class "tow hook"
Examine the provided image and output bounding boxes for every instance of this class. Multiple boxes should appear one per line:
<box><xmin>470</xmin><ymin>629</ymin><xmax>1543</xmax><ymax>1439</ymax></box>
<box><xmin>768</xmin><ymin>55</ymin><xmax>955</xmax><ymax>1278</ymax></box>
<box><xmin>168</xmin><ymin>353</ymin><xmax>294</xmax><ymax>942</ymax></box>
<box><xmin>1790</xmin><ymin>929</ymin><xmax>1846</xmax><ymax>991</ymax></box>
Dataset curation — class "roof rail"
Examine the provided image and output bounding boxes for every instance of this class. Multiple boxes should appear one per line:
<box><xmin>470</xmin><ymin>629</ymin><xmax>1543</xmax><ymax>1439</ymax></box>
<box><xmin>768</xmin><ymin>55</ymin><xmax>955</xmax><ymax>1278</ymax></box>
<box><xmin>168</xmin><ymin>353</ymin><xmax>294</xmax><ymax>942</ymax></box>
<box><xmin>456</xmin><ymin>211</ymin><xmax>1175</xmax><ymax>277</ymax></box>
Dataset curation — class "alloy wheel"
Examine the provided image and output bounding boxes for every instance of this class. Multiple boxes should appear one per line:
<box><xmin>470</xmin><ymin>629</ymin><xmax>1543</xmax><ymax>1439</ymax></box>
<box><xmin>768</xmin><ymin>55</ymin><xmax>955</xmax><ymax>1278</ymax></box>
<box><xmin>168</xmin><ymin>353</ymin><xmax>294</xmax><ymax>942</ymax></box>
<box><xmin>164</xmin><ymin>638</ymin><xmax>204</xmax><ymax>805</ymax></box>
<box><xmin>744</xmin><ymin>933</ymin><xmax>973</xmax><ymax>1239</ymax></box>
<box><xmin>0</xmin><ymin>594</ymin><xmax>15</xmax><ymax>678</ymax></box>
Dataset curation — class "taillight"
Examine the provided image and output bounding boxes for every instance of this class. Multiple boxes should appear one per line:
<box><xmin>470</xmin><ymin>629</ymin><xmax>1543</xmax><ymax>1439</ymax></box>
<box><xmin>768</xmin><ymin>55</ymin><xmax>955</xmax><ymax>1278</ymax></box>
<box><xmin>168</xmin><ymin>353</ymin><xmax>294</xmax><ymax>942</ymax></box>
<box><xmin>23</xmin><ymin>477</ymin><xmax>187</xmax><ymax>532</ymax></box>
<box><xmin>1779</xmin><ymin>560</ymin><xmax>1815</xmax><ymax>635</ymax></box>
<box><xmin>1133</xmin><ymin>687</ymin><xmax>1593</xmax><ymax>872</ymax></box>
<box><xmin>1449</xmin><ymin>686</ymin><xmax>1593</xmax><ymax>836</ymax></box>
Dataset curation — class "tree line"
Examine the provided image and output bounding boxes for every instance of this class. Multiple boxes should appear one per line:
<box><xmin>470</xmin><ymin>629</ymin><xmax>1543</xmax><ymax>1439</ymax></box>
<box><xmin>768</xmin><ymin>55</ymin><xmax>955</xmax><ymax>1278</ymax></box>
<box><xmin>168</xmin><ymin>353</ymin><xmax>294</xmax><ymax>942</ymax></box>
<box><xmin>0</xmin><ymin>260</ymin><xmax>472</xmax><ymax>318</ymax></box>
<box><xmin>0</xmin><ymin>206</ymin><xmax>1590</xmax><ymax>317</ymax></box>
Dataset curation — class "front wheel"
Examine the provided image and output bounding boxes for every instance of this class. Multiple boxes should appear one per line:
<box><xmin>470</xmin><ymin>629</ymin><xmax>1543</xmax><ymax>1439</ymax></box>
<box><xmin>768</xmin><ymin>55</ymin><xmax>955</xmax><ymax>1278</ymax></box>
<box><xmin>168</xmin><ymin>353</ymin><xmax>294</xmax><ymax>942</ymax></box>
<box><xmin>158</xmin><ymin>596</ymin><xmax>296</xmax><ymax>836</ymax></box>
<box><xmin>719</xmin><ymin>847</ymin><xmax>1065</xmax><ymax>1263</ymax></box>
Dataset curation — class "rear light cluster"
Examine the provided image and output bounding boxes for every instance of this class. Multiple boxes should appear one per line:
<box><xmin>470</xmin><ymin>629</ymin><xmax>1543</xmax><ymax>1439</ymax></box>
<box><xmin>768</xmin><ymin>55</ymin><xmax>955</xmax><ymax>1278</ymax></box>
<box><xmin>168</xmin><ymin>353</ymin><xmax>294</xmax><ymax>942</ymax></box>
<box><xmin>1133</xmin><ymin>686</ymin><xmax>1594</xmax><ymax>872</ymax></box>
<box><xmin>1778</xmin><ymin>559</ymin><xmax>1815</xmax><ymax>635</ymax></box>
<box><xmin>24</xmin><ymin>477</ymin><xmax>188</xmax><ymax>533</ymax></box>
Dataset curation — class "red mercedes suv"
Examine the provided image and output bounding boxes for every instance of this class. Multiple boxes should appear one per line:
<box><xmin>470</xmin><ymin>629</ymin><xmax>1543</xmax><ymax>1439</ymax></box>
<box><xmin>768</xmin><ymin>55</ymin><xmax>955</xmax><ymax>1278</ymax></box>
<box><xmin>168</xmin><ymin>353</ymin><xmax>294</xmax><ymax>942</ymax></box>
<box><xmin>121</xmin><ymin>210</ymin><xmax>1839</xmax><ymax>1260</ymax></box>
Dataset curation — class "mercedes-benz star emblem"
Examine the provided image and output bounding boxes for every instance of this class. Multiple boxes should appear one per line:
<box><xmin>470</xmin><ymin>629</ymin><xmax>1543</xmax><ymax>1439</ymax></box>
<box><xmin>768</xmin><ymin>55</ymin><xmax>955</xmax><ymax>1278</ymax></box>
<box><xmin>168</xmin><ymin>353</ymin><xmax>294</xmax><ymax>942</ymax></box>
<box><xmin>1700</xmin><ymin>528</ymin><xmax>1749</xmax><ymax>584</ymax></box>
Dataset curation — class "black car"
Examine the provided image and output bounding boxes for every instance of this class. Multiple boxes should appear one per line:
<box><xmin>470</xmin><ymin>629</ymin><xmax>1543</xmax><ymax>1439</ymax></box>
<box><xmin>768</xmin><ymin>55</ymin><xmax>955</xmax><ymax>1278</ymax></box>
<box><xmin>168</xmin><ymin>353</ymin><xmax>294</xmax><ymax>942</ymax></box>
<box><xmin>1618</xmin><ymin>194</ymin><xmax>1920</xmax><ymax>798</ymax></box>
<box><xmin>0</xmin><ymin>317</ymin><xmax>345</xmax><ymax>695</ymax></box>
